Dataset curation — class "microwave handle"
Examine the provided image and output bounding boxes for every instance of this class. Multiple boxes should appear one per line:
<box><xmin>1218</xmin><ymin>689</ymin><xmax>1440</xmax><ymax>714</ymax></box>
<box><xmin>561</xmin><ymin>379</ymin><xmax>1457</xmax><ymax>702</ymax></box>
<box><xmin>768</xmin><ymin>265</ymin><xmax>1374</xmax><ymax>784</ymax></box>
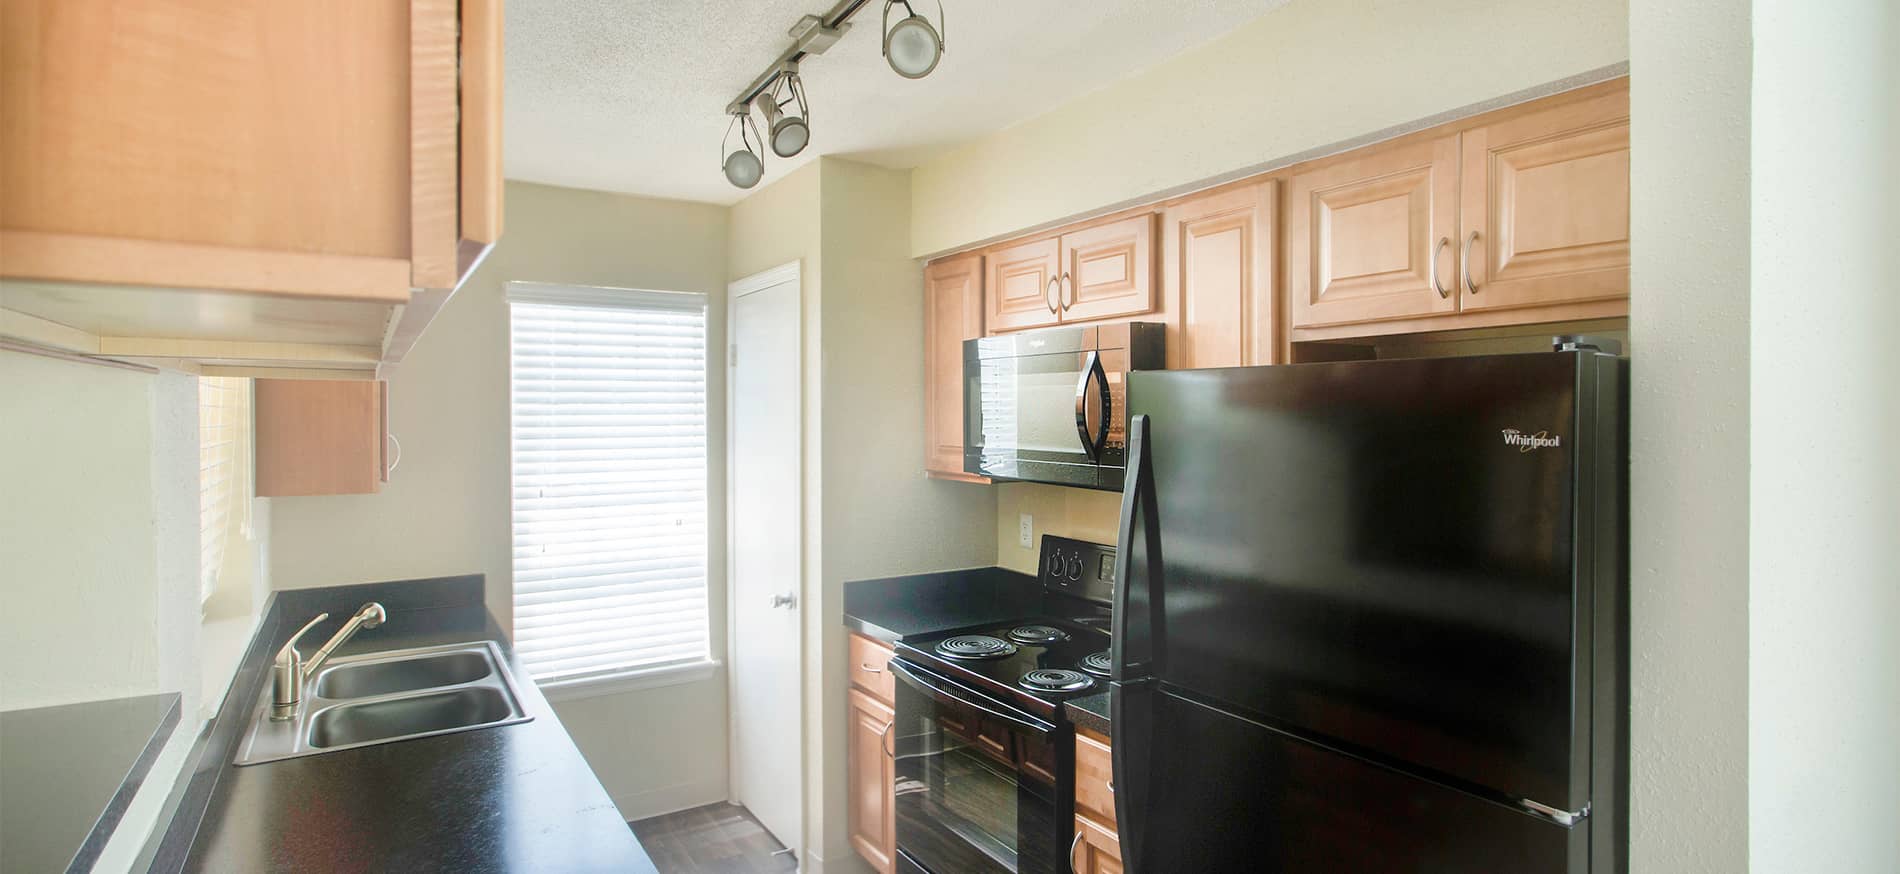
<box><xmin>1074</xmin><ymin>351</ymin><xmax>1109</xmax><ymax>462</ymax></box>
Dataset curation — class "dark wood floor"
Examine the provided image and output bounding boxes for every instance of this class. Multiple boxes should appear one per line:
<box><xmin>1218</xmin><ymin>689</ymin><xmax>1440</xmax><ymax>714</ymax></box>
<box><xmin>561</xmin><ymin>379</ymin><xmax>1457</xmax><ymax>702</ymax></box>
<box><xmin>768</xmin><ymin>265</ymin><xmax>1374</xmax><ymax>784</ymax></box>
<box><xmin>629</xmin><ymin>803</ymin><xmax>798</xmax><ymax>873</ymax></box>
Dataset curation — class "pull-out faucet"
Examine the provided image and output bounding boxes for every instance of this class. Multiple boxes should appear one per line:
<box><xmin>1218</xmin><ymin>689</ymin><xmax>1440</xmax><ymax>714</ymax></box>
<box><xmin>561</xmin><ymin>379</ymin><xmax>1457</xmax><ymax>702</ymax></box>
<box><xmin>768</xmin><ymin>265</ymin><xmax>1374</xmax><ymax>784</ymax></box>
<box><xmin>270</xmin><ymin>602</ymin><xmax>387</xmax><ymax>720</ymax></box>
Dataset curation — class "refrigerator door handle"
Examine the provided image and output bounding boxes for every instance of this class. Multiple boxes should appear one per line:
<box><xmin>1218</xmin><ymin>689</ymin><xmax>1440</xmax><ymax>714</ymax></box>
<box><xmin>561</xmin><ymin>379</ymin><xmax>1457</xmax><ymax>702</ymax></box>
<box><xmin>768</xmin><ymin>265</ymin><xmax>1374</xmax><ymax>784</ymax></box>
<box><xmin>1112</xmin><ymin>414</ymin><xmax>1162</xmax><ymax>678</ymax></box>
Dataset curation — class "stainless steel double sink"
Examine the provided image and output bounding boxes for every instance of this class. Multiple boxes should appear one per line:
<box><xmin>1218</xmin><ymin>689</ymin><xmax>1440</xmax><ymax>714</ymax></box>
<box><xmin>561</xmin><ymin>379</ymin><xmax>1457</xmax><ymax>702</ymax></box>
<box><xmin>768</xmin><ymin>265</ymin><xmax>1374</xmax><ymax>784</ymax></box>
<box><xmin>234</xmin><ymin>641</ymin><xmax>532</xmax><ymax>766</ymax></box>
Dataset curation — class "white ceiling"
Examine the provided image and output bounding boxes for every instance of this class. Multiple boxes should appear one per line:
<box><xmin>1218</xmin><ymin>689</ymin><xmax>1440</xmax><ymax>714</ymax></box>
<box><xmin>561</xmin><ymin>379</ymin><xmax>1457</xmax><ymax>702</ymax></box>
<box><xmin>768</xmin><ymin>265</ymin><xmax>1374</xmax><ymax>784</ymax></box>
<box><xmin>505</xmin><ymin>0</ymin><xmax>1290</xmax><ymax>205</ymax></box>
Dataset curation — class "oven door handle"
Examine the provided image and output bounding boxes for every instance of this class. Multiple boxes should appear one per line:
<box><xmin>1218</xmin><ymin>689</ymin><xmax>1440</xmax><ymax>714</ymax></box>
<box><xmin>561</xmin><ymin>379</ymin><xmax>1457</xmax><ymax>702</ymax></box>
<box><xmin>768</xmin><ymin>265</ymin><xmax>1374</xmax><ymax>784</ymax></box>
<box><xmin>1073</xmin><ymin>350</ymin><xmax>1109</xmax><ymax>462</ymax></box>
<box><xmin>888</xmin><ymin>658</ymin><xmax>1055</xmax><ymax>737</ymax></box>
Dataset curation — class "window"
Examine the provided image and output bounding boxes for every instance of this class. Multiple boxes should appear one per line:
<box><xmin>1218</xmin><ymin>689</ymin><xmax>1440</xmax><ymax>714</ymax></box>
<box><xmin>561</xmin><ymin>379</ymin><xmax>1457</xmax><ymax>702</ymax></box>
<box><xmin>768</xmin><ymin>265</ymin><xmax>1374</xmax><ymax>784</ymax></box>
<box><xmin>199</xmin><ymin>377</ymin><xmax>250</xmax><ymax>604</ymax></box>
<box><xmin>507</xmin><ymin>283</ymin><xmax>712</xmax><ymax>690</ymax></box>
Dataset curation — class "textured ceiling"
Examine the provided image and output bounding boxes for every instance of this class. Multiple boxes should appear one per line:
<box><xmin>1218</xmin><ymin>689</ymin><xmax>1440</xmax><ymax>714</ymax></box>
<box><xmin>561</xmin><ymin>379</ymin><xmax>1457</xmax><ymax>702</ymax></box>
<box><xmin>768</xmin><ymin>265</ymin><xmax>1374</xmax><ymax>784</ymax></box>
<box><xmin>505</xmin><ymin>0</ymin><xmax>1291</xmax><ymax>204</ymax></box>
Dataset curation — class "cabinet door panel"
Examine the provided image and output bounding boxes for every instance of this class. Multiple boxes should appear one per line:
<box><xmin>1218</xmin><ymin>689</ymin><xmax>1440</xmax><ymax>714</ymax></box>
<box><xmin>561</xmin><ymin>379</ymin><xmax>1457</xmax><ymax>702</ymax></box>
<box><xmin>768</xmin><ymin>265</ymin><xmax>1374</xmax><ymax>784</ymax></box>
<box><xmin>847</xmin><ymin>689</ymin><xmax>896</xmax><ymax>873</ymax></box>
<box><xmin>1164</xmin><ymin>183</ymin><xmax>1278</xmax><ymax>369</ymax></box>
<box><xmin>1459</xmin><ymin>87</ymin><xmax>1630</xmax><ymax>311</ymax></box>
<box><xmin>1288</xmin><ymin>134</ymin><xmax>1460</xmax><ymax>329</ymax></box>
<box><xmin>923</xmin><ymin>254</ymin><xmax>987</xmax><ymax>480</ymax></box>
<box><xmin>1073</xmin><ymin>814</ymin><xmax>1124</xmax><ymax>874</ymax></box>
<box><xmin>255</xmin><ymin>379</ymin><xmax>386</xmax><ymax>497</ymax></box>
<box><xmin>985</xmin><ymin>237</ymin><xmax>1061</xmax><ymax>333</ymax></box>
<box><xmin>1061</xmin><ymin>214</ymin><xmax>1156</xmax><ymax>323</ymax></box>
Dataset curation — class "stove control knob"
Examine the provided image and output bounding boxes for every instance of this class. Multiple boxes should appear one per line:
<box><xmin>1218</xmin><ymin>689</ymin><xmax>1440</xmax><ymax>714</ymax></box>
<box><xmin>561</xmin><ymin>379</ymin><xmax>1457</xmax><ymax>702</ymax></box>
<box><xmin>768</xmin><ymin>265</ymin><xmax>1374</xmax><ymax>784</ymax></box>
<box><xmin>1047</xmin><ymin>553</ymin><xmax>1064</xmax><ymax>577</ymax></box>
<box><xmin>1065</xmin><ymin>557</ymin><xmax>1083</xmax><ymax>580</ymax></box>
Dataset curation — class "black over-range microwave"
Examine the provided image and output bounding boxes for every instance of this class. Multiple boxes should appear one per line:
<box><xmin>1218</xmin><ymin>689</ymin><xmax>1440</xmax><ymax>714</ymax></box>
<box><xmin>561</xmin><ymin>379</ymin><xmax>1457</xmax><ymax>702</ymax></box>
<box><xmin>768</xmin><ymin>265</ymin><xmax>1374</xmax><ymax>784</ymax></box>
<box><xmin>963</xmin><ymin>322</ymin><xmax>1164</xmax><ymax>490</ymax></box>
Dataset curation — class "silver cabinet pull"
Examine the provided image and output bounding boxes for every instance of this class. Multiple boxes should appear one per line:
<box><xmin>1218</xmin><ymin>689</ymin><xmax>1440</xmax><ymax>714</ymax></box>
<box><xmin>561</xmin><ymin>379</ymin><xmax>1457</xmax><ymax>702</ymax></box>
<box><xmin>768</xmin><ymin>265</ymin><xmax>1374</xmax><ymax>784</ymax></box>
<box><xmin>861</xmin><ymin>662</ymin><xmax>884</xmax><ymax>673</ymax></box>
<box><xmin>880</xmin><ymin>720</ymin><xmax>895</xmax><ymax>758</ymax></box>
<box><xmin>1046</xmin><ymin>275</ymin><xmax>1061</xmax><ymax>313</ymax></box>
<box><xmin>1462</xmin><ymin>231</ymin><xmax>1481</xmax><ymax>294</ymax></box>
<box><xmin>1060</xmin><ymin>272</ymin><xmax>1074</xmax><ymax>310</ymax></box>
<box><xmin>1069</xmin><ymin>831</ymin><xmax>1085</xmax><ymax>873</ymax></box>
<box><xmin>1431</xmin><ymin>236</ymin><xmax>1450</xmax><ymax>299</ymax></box>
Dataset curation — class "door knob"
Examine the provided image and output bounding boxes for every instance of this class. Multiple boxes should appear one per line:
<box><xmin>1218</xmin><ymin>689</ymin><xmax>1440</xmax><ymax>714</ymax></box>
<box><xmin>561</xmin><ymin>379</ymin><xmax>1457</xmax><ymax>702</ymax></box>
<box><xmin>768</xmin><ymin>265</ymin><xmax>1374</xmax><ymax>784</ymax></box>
<box><xmin>770</xmin><ymin>592</ymin><xmax>798</xmax><ymax>609</ymax></box>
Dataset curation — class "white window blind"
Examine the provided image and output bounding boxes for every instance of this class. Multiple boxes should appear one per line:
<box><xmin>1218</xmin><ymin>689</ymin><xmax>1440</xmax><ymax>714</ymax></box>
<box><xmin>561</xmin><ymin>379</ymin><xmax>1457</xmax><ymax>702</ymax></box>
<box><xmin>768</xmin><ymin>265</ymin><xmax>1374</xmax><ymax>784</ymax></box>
<box><xmin>508</xmin><ymin>283</ymin><xmax>711</xmax><ymax>686</ymax></box>
<box><xmin>199</xmin><ymin>377</ymin><xmax>250</xmax><ymax>604</ymax></box>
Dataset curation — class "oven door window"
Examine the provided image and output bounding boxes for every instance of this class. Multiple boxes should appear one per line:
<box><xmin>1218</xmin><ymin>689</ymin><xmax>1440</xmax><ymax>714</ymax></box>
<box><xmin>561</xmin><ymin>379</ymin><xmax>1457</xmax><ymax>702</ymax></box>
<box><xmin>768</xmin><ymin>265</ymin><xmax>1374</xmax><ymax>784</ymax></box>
<box><xmin>893</xmin><ymin>667</ymin><xmax>1061</xmax><ymax>874</ymax></box>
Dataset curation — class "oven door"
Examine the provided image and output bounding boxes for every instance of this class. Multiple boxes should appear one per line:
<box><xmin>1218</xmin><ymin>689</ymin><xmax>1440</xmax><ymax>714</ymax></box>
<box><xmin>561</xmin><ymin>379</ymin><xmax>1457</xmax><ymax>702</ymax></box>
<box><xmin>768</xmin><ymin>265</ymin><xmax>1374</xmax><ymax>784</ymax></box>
<box><xmin>964</xmin><ymin>325</ymin><xmax>1127</xmax><ymax>489</ymax></box>
<box><xmin>889</xmin><ymin>658</ymin><xmax>1070</xmax><ymax>874</ymax></box>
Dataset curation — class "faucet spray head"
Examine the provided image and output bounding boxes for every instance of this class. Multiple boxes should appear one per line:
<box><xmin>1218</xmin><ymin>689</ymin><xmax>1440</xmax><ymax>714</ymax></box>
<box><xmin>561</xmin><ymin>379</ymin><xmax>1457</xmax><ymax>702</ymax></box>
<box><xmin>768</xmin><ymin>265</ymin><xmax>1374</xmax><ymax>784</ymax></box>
<box><xmin>358</xmin><ymin>602</ymin><xmax>387</xmax><ymax>629</ymax></box>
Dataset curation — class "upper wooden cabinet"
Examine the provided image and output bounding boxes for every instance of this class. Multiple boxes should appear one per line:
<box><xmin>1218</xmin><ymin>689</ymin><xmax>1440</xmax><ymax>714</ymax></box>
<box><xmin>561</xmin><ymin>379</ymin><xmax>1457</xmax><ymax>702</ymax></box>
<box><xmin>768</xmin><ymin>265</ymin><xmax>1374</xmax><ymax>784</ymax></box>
<box><xmin>1288</xmin><ymin>134</ymin><xmax>1462</xmax><ymax>330</ymax></box>
<box><xmin>984</xmin><ymin>215</ymin><xmax>1157</xmax><ymax>334</ymax></box>
<box><xmin>1163</xmin><ymin>182</ymin><xmax>1279</xmax><ymax>369</ymax></box>
<box><xmin>923</xmin><ymin>254</ymin><xmax>988</xmax><ymax>483</ymax></box>
<box><xmin>0</xmin><ymin>0</ymin><xmax>503</xmax><ymax>374</ymax></box>
<box><xmin>1059</xmin><ymin>214</ymin><xmax>1157</xmax><ymax>323</ymax></box>
<box><xmin>1289</xmin><ymin>79</ymin><xmax>1629</xmax><ymax>337</ymax></box>
<box><xmin>1458</xmin><ymin>86</ymin><xmax>1630</xmax><ymax>312</ymax></box>
<box><xmin>254</xmin><ymin>379</ymin><xmax>390</xmax><ymax>497</ymax></box>
<box><xmin>984</xmin><ymin>237</ymin><xmax>1062</xmax><ymax>333</ymax></box>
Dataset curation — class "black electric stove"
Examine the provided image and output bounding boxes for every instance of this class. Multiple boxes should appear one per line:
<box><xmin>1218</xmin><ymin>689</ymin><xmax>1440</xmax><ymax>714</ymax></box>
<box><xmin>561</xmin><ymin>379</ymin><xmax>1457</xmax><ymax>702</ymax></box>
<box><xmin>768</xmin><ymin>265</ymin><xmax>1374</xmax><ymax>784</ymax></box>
<box><xmin>890</xmin><ymin>536</ymin><xmax>1115</xmax><ymax>874</ymax></box>
<box><xmin>892</xmin><ymin>536</ymin><xmax>1115</xmax><ymax>722</ymax></box>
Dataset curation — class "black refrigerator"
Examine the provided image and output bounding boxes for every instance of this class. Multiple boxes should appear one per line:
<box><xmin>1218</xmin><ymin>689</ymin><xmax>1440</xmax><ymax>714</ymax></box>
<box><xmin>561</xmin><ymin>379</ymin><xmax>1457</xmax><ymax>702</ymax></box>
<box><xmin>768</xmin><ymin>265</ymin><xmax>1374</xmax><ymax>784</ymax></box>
<box><xmin>1108</xmin><ymin>347</ymin><xmax>1627</xmax><ymax>873</ymax></box>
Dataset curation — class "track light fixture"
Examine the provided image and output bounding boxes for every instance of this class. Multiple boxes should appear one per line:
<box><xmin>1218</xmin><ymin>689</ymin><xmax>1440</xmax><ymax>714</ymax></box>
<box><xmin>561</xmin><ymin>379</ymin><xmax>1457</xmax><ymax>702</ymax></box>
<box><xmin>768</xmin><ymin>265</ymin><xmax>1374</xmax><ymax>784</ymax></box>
<box><xmin>882</xmin><ymin>0</ymin><xmax>944</xmax><ymax>80</ymax></box>
<box><xmin>755</xmin><ymin>64</ymin><xmax>812</xmax><ymax>158</ymax></box>
<box><xmin>721</xmin><ymin>106</ymin><xmax>765</xmax><ymax>189</ymax></box>
<box><xmin>718</xmin><ymin>1</ymin><xmax>951</xmax><ymax>187</ymax></box>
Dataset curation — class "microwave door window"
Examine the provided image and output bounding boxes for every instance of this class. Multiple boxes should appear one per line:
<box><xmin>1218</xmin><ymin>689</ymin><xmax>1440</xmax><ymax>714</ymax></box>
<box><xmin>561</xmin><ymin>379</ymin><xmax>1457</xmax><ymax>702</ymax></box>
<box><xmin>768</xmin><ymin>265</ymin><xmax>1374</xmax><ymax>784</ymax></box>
<box><xmin>979</xmin><ymin>354</ymin><xmax>1090</xmax><ymax>457</ymax></box>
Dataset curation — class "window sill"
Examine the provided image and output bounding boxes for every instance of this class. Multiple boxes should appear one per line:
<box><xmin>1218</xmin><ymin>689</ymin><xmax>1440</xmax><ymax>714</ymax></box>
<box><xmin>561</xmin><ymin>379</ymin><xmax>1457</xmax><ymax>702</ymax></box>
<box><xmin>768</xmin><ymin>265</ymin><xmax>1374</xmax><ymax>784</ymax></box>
<box><xmin>535</xmin><ymin>659</ymin><xmax>721</xmax><ymax>704</ymax></box>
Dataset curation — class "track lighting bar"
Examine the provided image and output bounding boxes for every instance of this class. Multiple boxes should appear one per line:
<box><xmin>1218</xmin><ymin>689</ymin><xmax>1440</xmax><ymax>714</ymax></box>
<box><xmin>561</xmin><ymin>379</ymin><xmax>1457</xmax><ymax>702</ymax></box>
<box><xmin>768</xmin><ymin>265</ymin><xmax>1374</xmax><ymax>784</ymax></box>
<box><xmin>724</xmin><ymin>0</ymin><xmax>873</xmax><ymax>115</ymax></box>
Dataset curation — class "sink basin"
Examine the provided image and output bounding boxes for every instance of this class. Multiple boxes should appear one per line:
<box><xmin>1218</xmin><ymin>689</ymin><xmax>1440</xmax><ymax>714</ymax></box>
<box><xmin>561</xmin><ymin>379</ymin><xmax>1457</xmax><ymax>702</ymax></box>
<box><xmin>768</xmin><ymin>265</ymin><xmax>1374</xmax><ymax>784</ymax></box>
<box><xmin>315</xmin><ymin>650</ymin><xmax>492</xmax><ymax>699</ymax></box>
<box><xmin>309</xmin><ymin>686</ymin><xmax>515</xmax><ymax>748</ymax></box>
<box><xmin>234</xmin><ymin>640</ymin><xmax>531</xmax><ymax>766</ymax></box>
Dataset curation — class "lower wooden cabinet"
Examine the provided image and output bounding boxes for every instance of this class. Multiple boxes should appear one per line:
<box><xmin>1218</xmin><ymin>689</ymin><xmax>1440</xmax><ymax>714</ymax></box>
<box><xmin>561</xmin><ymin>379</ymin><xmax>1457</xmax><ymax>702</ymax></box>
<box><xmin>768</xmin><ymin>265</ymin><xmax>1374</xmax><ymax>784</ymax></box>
<box><xmin>1073</xmin><ymin>814</ymin><xmax>1123</xmax><ymax>874</ymax></box>
<box><xmin>847</xmin><ymin>636</ymin><xmax>898</xmax><ymax>873</ymax></box>
<box><xmin>254</xmin><ymin>378</ymin><xmax>389</xmax><ymax>496</ymax></box>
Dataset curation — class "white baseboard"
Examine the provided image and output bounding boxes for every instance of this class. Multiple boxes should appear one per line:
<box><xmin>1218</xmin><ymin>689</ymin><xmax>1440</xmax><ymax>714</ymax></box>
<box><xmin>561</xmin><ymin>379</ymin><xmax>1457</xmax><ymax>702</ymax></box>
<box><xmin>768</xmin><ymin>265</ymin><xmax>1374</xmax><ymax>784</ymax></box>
<box><xmin>612</xmin><ymin>777</ymin><xmax>728</xmax><ymax>823</ymax></box>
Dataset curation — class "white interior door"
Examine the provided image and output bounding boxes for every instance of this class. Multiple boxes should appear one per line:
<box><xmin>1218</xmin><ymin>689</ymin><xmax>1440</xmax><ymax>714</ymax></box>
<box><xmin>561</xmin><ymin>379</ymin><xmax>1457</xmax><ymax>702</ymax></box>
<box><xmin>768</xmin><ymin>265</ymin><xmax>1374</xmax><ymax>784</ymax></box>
<box><xmin>728</xmin><ymin>265</ymin><xmax>803</xmax><ymax>855</ymax></box>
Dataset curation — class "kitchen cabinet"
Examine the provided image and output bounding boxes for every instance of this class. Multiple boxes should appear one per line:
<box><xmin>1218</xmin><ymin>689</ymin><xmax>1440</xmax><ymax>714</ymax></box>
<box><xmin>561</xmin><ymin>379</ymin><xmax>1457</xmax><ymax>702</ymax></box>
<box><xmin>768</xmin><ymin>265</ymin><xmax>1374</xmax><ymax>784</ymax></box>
<box><xmin>846</xmin><ymin>635</ymin><xmax>897</xmax><ymax>874</ymax></box>
<box><xmin>254</xmin><ymin>379</ymin><xmax>389</xmax><ymax>497</ymax></box>
<box><xmin>1162</xmin><ymin>182</ymin><xmax>1280</xmax><ymax>368</ymax></box>
<box><xmin>1457</xmin><ymin>86</ymin><xmax>1630</xmax><ymax>313</ymax></box>
<box><xmin>1287</xmin><ymin>134</ymin><xmax>1463</xmax><ymax>330</ymax></box>
<box><xmin>1288</xmin><ymin>79</ymin><xmax>1629</xmax><ymax>337</ymax></box>
<box><xmin>984</xmin><ymin>237</ymin><xmax>1062</xmax><ymax>333</ymax></box>
<box><xmin>983</xmin><ymin>215</ymin><xmax>1157</xmax><ymax>335</ymax></box>
<box><xmin>0</xmin><ymin>0</ymin><xmax>503</xmax><ymax>374</ymax></box>
<box><xmin>923</xmin><ymin>254</ymin><xmax>988</xmax><ymax>482</ymax></box>
<box><xmin>1072</xmin><ymin>727</ymin><xmax>1122</xmax><ymax>872</ymax></box>
<box><xmin>1058</xmin><ymin>215</ymin><xmax>1158</xmax><ymax>324</ymax></box>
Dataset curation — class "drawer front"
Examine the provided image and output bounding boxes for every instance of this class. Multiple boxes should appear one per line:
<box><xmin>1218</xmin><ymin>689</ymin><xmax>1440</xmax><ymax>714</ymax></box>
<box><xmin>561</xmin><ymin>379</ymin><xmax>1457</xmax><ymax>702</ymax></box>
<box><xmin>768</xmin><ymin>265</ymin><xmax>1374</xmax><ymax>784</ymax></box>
<box><xmin>1075</xmin><ymin>728</ymin><xmax>1116</xmax><ymax>828</ymax></box>
<box><xmin>848</xmin><ymin>633</ymin><xmax>896</xmax><ymax>703</ymax></box>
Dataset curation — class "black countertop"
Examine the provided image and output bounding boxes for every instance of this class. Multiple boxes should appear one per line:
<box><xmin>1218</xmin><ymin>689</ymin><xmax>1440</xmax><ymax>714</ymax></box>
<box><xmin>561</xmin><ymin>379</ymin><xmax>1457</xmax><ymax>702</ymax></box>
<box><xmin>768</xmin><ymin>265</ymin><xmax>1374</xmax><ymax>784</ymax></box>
<box><xmin>1065</xmin><ymin>693</ymin><xmax>1112</xmax><ymax>739</ymax></box>
<box><xmin>0</xmin><ymin>692</ymin><xmax>181</xmax><ymax>873</ymax></box>
<box><xmin>147</xmin><ymin>576</ymin><xmax>658</xmax><ymax>874</ymax></box>
<box><xmin>843</xmin><ymin>566</ymin><xmax>1048</xmax><ymax>643</ymax></box>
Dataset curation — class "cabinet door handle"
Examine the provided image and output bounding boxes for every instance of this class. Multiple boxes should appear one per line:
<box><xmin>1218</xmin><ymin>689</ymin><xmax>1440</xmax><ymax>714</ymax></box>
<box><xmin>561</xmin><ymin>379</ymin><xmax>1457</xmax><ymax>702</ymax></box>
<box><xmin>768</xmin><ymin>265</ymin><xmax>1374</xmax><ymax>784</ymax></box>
<box><xmin>1430</xmin><ymin>236</ymin><xmax>1450</xmax><ymax>299</ymax></box>
<box><xmin>386</xmin><ymin>433</ymin><xmax>403</xmax><ymax>474</ymax></box>
<box><xmin>861</xmin><ymin>662</ymin><xmax>884</xmax><ymax>673</ymax></box>
<box><xmin>880</xmin><ymin>720</ymin><xmax>895</xmax><ymax>758</ymax></box>
<box><xmin>1070</xmin><ymin>831</ymin><xmax>1085</xmax><ymax>873</ymax></box>
<box><xmin>1461</xmin><ymin>231</ymin><xmax>1481</xmax><ymax>294</ymax></box>
<box><xmin>1046</xmin><ymin>275</ymin><xmax>1061</xmax><ymax>314</ymax></box>
<box><xmin>1060</xmin><ymin>272</ymin><xmax>1074</xmax><ymax>310</ymax></box>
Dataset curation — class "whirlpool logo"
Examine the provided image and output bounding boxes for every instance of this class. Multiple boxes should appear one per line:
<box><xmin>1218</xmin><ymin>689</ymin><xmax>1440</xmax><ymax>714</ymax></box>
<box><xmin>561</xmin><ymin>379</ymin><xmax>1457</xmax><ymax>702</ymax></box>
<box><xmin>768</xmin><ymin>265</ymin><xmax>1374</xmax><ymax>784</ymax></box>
<box><xmin>1501</xmin><ymin>428</ymin><xmax>1562</xmax><ymax>452</ymax></box>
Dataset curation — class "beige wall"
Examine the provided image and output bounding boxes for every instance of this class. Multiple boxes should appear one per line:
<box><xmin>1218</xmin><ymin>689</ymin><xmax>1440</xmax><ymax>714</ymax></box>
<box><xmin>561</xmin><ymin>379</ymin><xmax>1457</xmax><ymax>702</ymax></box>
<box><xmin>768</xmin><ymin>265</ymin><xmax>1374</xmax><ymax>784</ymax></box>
<box><xmin>267</xmin><ymin>181</ymin><xmax>734</xmax><ymax>819</ymax></box>
<box><xmin>1627</xmin><ymin>0</ymin><xmax>1752</xmax><ymax>869</ymax></box>
<box><xmin>1748</xmin><ymin>0</ymin><xmax>1899</xmax><ymax>869</ymax></box>
<box><xmin>727</xmin><ymin>157</ymin><xmax>997</xmax><ymax>872</ymax></box>
<box><xmin>909</xmin><ymin>0</ymin><xmax>1630</xmax><ymax>256</ymax></box>
<box><xmin>0</xmin><ymin>353</ymin><xmax>202</xmax><ymax>716</ymax></box>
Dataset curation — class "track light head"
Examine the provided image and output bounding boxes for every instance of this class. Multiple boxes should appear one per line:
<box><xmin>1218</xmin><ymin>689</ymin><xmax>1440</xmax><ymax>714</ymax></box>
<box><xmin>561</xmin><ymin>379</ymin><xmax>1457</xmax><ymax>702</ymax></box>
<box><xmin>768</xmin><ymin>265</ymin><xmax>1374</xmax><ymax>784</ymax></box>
<box><xmin>756</xmin><ymin>66</ymin><xmax>812</xmax><ymax>158</ymax></box>
<box><xmin>721</xmin><ymin>106</ymin><xmax>765</xmax><ymax>189</ymax></box>
<box><xmin>882</xmin><ymin>0</ymin><xmax>944</xmax><ymax>80</ymax></box>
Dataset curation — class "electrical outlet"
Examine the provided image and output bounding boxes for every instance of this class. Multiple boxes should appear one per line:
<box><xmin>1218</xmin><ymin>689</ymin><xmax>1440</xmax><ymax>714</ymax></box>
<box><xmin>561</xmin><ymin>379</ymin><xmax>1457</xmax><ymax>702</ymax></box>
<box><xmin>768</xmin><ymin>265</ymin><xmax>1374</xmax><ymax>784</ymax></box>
<box><xmin>1019</xmin><ymin>514</ymin><xmax>1034</xmax><ymax>549</ymax></box>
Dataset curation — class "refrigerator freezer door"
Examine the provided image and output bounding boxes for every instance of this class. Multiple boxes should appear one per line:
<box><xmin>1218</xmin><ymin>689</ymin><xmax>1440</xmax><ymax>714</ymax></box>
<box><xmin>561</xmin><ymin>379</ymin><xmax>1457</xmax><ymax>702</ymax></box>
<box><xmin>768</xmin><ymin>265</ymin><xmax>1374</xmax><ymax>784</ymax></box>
<box><xmin>1124</xmin><ymin>353</ymin><xmax>1598</xmax><ymax>810</ymax></box>
<box><xmin>1118</xmin><ymin>685</ymin><xmax>1588</xmax><ymax>873</ymax></box>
